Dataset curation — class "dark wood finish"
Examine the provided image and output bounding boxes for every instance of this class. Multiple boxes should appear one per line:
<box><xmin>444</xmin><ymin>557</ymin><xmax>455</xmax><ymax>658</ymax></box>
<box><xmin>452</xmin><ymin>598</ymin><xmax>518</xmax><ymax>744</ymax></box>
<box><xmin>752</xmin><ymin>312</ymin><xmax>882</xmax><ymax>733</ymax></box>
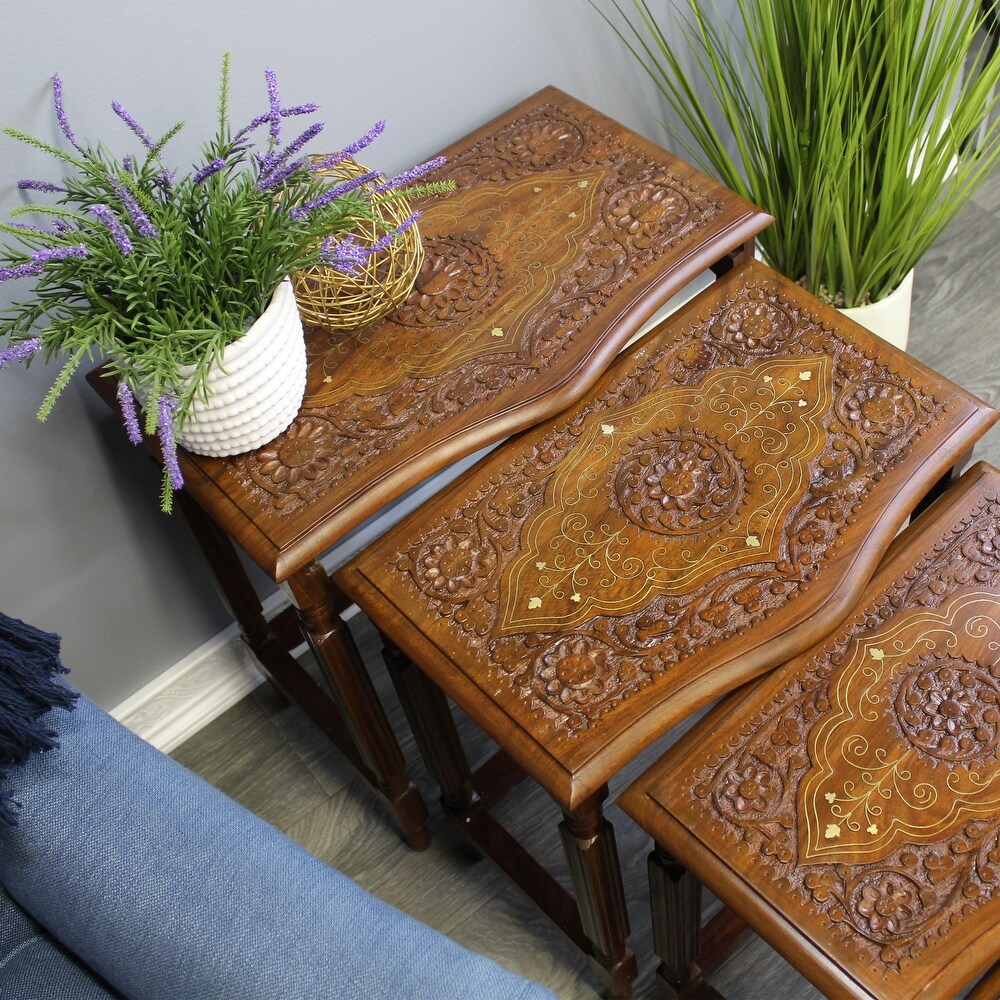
<box><xmin>175</xmin><ymin>491</ymin><xmax>373</xmax><ymax>781</ymax></box>
<box><xmin>382</xmin><ymin>635</ymin><xmax>635</xmax><ymax>995</ymax></box>
<box><xmin>281</xmin><ymin>563</ymin><xmax>431</xmax><ymax>849</ymax></box>
<box><xmin>335</xmin><ymin>258</ymin><xmax>997</xmax><ymax>996</ymax></box>
<box><xmin>648</xmin><ymin>846</ymin><xmax>703</xmax><ymax>997</ymax></box>
<box><xmin>103</xmin><ymin>86</ymin><xmax>769</xmax><ymax>583</ymax></box>
<box><xmin>337</xmin><ymin>258</ymin><xmax>999</xmax><ymax>810</ymax></box>
<box><xmin>619</xmin><ymin>462</ymin><xmax>1000</xmax><ymax>1000</ymax></box>
<box><xmin>559</xmin><ymin>787</ymin><xmax>638</xmax><ymax>997</ymax></box>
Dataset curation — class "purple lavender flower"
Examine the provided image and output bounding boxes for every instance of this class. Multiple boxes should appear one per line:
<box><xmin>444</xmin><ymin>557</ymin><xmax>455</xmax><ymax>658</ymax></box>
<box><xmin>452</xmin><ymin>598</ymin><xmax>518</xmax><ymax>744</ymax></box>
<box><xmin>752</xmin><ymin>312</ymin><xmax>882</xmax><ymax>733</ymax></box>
<box><xmin>258</xmin><ymin>121</ymin><xmax>325</xmax><ymax>184</ymax></box>
<box><xmin>111</xmin><ymin>101</ymin><xmax>156</xmax><ymax>150</ymax></box>
<box><xmin>7</xmin><ymin>222</ymin><xmax>47</xmax><ymax>235</ymax></box>
<box><xmin>310</xmin><ymin>120</ymin><xmax>386</xmax><ymax>173</ymax></box>
<box><xmin>111</xmin><ymin>176</ymin><xmax>158</xmax><ymax>238</ymax></box>
<box><xmin>1</xmin><ymin>244</ymin><xmax>88</xmax><ymax>283</ymax></box>
<box><xmin>289</xmin><ymin>169</ymin><xmax>380</xmax><ymax>220</ymax></box>
<box><xmin>193</xmin><ymin>157</ymin><xmax>226</xmax><ymax>185</ymax></box>
<box><xmin>372</xmin><ymin>156</ymin><xmax>446</xmax><ymax>194</ymax></box>
<box><xmin>279</xmin><ymin>122</ymin><xmax>324</xmax><ymax>162</ymax></box>
<box><xmin>318</xmin><ymin>234</ymin><xmax>368</xmax><ymax>274</ymax></box>
<box><xmin>257</xmin><ymin>157</ymin><xmax>305</xmax><ymax>192</ymax></box>
<box><xmin>31</xmin><ymin>244</ymin><xmax>88</xmax><ymax>265</ymax></box>
<box><xmin>157</xmin><ymin>395</ymin><xmax>184</xmax><ymax>490</ymax></box>
<box><xmin>265</xmin><ymin>68</ymin><xmax>282</xmax><ymax>144</ymax></box>
<box><xmin>122</xmin><ymin>154</ymin><xmax>136</xmax><ymax>174</ymax></box>
<box><xmin>117</xmin><ymin>381</ymin><xmax>143</xmax><ymax>444</ymax></box>
<box><xmin>91</xmin><ymin>204</ymin><xmax>133</xmax><ymax>255</ymax></box>
<box><xmin>17</xmin><ymin>179</ymin><xmax>65</xmax><ymax>193</ymax></box>
<box><xmin>0</xmin><ymin>262</ymin><xmax>43</xmax><ymax>282</ymax></box>
<box><xmin>0</xmin><ymin>337</ymin><xmax>41</xmax><ymax>370</ymax></box>
<box><xmin>233</xmin><ymin>103</ymin><xmax>319</xmax><ymax>141</ymax></box>
<box><xmin>51</xmin><ymin>75</ymin><xmax>80</xmax><ymax>150</ymax></box>
<box><xmin>319</xmin><ymin>211</ymin><xmax>421</xmax><ymax>274</ymax></box>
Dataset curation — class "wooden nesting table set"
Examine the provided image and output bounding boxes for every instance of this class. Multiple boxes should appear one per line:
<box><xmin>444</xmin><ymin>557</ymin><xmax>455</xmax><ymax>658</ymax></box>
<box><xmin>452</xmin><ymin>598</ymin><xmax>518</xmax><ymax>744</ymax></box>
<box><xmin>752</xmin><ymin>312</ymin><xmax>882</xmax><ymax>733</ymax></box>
<box><xmin>91</xmin><ymin>89</ymin><xmax>1000</xmax><ymax>999</ymax></box>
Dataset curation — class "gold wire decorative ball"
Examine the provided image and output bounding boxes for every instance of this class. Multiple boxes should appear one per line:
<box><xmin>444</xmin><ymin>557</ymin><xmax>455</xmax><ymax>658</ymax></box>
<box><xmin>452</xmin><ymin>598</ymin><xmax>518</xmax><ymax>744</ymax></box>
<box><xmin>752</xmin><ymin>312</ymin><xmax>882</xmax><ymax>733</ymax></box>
<box><xmin>292</xmin><ymin>158</ymin><xmax>424</xmax><ymax>330</ymax></box>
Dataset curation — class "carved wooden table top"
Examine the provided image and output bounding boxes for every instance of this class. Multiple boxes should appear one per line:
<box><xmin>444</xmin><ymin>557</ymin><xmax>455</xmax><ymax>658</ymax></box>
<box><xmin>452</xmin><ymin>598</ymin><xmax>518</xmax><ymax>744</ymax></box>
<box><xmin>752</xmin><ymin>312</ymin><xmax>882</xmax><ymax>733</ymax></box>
<box><xmin>336</xmin><ymin>259</ymin><xmax>999</xmax><ymax>811</ymax></box>
<box><xmin>161</xmin><ymin>87</ymin><xmax>769</xmax><ymax>580</ymax></box>
<box><xmin>619</xmin><ymin>462</ymin><xmax>1000</xmax><ymax>1000</ymax></box>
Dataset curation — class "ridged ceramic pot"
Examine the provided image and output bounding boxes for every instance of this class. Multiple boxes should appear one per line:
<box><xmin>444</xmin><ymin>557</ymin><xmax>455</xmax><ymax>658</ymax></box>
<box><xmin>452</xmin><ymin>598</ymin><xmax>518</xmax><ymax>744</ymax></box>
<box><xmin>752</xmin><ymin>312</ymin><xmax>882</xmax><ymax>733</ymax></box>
<box><xmin>174</xmin><ymin>279</ymin><xmax>307</xmax><ymax>457</ymax></box>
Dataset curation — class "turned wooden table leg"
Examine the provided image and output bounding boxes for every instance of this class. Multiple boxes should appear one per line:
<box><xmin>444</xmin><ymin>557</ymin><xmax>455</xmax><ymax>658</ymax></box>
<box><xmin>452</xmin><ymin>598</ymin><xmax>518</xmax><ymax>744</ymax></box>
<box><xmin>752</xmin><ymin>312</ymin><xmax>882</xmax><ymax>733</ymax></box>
<box><xmin>283</xmin><ymin>563</ymin><xmax>431</xmax><ymax>850</ymax></box>
<box><xmin>176</xmin><ymin>490</ymin><xmax>286</xmax><ymax>670</ymax></box>
<box><xmin>381</xmin><ymin>638</ymin><xmax>481</xmax><ymax>826</ymax></box>
<box><xmin>559</xmin><ymin>787</ymin><xmax>638</xmax><ymax>999</ymax></box>
<box><xmin>649</xmin><ymin>846</ymin><xmax>704</xmax><ymax>999</ymax></box>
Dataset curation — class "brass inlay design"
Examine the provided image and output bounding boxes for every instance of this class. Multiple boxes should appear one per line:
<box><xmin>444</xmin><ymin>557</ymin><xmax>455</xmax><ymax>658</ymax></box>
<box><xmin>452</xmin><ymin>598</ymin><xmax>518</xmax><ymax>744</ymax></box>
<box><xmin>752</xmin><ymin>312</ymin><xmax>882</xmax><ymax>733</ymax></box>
<box><xmin>496</xmin><ymin>357</ymin><xmax>831</xmax><ymax>632</ymax></box>
<box><xmin>305</xmin><ymin>171</ymin><xmax>605</xmax><ymax>404</ymax></box>
<box><xmin>799</xmin><ymin>592</ymin><xmax>1000</xmax><ymax>861</ymax></box>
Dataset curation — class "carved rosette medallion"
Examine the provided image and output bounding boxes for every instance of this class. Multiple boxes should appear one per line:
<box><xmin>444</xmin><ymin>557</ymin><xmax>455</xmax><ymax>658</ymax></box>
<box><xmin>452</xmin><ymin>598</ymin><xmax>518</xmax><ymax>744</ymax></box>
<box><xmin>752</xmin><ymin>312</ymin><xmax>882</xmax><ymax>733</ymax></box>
<box><xmin>675</xmin><ymin>487</ymin><xmax>1000</xmax><ymax>972</ymax></box>
<box><xmin>391</xmin><ymin>276</ymin><xmax>945</xmax><ymax>739</ymax></box>
<box><xmin>798</xmin><ymin>593</ymin><xmax>1000</xmax><ymax>862</ymax></box>
<box><xmin>494</xmin><ymin>355</ymin><xmax>830</xmax><ymax>634</ymax></box>
<box><xmin>244</xmin><ymin>414</ymin><xmax>341</xmax><ymax>507</ymax></box>
<box><xmin>505</xmin><ymin>116</ymin><xmax>588</xmax><ymax>170</ymax></box>
<box><xmin>614</xmin><ymin>431</ymin><xmax>743</xmax><ymax>535</ymax></box>
<box><xmin>896</xmin><ymin>654</ymin><xmax>1000</xmax><ymax>761</ymax></box>
<box><xmin>606</xmin><ymin>181</ymin><xmax>693</xmax><ymax>250</ymax></box>
<box><xmin>411</xmin><ymin>521</ymin><xmax>497</xmax><ymax>604</ymax></box>
<box><xmin>392</xmin><ymin>236</ymin><xmax>501</xmax><ymax>328</ymax></box>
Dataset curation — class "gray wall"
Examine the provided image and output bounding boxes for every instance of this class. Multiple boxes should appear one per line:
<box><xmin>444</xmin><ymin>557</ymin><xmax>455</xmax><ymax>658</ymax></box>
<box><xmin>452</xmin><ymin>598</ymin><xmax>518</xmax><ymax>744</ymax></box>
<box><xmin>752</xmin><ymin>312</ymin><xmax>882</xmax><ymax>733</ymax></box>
<box><xmin>0</xmin><ymin>0</ymin><xmax>683</xmax><ymax>708</ymax></box>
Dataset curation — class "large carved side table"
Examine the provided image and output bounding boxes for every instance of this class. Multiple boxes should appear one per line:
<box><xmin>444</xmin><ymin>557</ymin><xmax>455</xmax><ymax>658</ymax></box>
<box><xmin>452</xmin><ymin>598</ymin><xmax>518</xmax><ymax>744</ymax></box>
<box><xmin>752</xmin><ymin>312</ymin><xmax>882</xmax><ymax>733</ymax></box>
<box><xmin>334</xmin><ymin>259</ymin><xmax>998</xmax><ymax>996</ymax></box>
<box><xmin>619</xmin><ymin>462</ymin><xmax>1000</xmax><ymax>1000</ymax></box>
<box><xmin>88</xmin><ymin>88</ymin><xmax>768</xmax><ymax>850</ymax></box>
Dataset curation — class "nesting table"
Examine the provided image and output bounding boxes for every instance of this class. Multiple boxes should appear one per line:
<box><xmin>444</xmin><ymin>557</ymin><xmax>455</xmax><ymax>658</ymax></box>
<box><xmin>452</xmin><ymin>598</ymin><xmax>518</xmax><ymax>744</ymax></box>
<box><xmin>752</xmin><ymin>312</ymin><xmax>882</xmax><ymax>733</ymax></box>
<box><xmin>88</xmin><ymin>87</ymin><xmax>769</xmax><ymax>850</ymax></box>
<box><xmin>619</xmin><ymin>462</ymin><xmax>1000</xmax><ymax>999</ymax></box>
<box><xmin>335</xmin><ymin>258</ymin><xmax>998</xmax><ymax>996</ymax></box>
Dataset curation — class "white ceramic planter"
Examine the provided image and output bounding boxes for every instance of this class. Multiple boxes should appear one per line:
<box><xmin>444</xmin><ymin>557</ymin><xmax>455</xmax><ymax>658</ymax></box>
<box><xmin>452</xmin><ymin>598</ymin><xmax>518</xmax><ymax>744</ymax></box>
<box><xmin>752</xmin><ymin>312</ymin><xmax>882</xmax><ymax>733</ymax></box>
<box><xmin>174</xmin><ymin>279</ymin><xmax>307</xmax><ymax>457</ymax></box>
<box><xmin>839</xmin><ymin>270</ymin><xmax>914</xmax><ymax>353</ymax></box>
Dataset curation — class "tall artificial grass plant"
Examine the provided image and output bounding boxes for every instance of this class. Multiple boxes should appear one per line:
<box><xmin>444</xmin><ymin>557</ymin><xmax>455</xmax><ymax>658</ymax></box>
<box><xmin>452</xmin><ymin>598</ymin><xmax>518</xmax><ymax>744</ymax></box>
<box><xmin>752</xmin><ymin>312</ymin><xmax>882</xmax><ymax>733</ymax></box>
<box><xmin>602</xmin><ymin>0</ymin><xmax>1000</xmax><ymax>306</ymax></box>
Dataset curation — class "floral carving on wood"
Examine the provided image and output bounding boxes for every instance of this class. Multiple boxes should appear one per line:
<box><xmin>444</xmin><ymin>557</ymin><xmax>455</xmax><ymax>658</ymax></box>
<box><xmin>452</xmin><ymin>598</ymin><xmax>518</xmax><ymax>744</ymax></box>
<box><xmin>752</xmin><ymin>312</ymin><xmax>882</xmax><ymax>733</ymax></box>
<box><xmin>675</xmin><ymin>488</ymin><xmax>1000</xmax><ymax>972</ymax></box>
<box><xmin>230</xmin><ymin>101</ymin><xmax>723</xmax><ymax>513</ymax></box>
<box><xmin>393</xmin><ymin>277</ymin><xmax>946</xmax><ymax>740</ymax></box>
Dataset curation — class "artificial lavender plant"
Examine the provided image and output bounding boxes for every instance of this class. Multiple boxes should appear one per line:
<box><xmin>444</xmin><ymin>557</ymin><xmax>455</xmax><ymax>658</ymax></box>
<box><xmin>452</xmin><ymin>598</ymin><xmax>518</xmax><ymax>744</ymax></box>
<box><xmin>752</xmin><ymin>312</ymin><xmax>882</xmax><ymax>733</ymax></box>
<box><xmin>0</xmin><ymin>55</ymin><xmax>451</xmax><ymax>511</ymax></box>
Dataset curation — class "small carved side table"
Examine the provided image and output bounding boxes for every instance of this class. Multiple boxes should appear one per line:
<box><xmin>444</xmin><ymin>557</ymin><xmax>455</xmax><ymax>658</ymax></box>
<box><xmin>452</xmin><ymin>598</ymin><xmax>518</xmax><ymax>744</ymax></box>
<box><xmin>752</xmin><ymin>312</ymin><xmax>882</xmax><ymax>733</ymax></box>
<box><xmin>334</xmin><ymin>259</ymin><xmax>998</xmax><ymax>996</ymax></box>
<box><xmin>619</xmin><ymin>462</ymin><xmax>1000</xmax><ymax>1000</ymax></box>
<box><xmin>89</xmin><ymin>87</ymin><xmax>769</xmax><ymax>850</ymax></box>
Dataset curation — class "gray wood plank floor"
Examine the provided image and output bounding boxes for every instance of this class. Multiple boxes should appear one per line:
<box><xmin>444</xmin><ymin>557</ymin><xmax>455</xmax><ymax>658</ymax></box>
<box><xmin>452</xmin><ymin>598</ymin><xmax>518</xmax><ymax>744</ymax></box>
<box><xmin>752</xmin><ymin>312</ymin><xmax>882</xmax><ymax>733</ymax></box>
<box><xmin>172</xmin><ymin>165</ymin><xmax>1000</xmax><ymax>1000</ymax></box>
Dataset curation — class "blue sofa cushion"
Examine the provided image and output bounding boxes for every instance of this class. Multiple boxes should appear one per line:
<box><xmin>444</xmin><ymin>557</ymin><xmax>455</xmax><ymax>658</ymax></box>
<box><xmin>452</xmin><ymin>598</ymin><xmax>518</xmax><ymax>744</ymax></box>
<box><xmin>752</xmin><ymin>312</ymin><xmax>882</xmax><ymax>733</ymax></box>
<box><xmin>0</xmin><ymin>886</ymin><xmax>118</xmax><ymax>999</ymax></box>
<box><xmin>0</xmin><ymin>695</ymin><xmax>553</xmax><ymax>1000</ymax></box>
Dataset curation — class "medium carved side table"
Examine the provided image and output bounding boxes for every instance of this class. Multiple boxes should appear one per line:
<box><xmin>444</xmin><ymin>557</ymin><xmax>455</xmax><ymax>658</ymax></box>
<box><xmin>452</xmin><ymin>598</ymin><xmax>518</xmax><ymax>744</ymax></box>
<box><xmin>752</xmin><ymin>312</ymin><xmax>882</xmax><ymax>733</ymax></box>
<box><xmin>334</xmin><ymin>259</ymin><xmax>998</xmax><ymax>996</ymax></box>
<box><xmin>619</xmin><ymin>462</ymin><xmax>1000</xmax><ymax>1000</ymax></box>
<box><xmin>89</xmin><ymin>87</ymin><xmax>769</xmax><ymax>850</ymax></box>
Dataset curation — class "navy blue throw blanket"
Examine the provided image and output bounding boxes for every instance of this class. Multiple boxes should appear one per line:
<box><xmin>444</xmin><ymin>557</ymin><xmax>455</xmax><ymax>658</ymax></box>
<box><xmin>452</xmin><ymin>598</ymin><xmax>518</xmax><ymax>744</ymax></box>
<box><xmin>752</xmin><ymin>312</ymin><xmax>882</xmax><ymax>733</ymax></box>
<box><xmin>0</xmin><ymin>612</ymin><xmax>77</xmax><ymax>826</ymax></box>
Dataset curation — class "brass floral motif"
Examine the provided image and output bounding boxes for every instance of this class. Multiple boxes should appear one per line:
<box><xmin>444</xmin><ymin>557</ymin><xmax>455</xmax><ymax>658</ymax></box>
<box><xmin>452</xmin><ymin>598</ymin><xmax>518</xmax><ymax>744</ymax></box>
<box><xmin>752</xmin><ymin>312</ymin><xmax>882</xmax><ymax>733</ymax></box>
<box><xmin>497</xmin><ymin>357</ymin><xmax>830</xmax><ymax>633</ymax></box>
<box><xmin>677</xmin><ymin>488</ymin><xmax>1000</xmax><ymax>971</ymax></box>
<box><xmin>799</xmin><ymin>592</ymin><xmax>1000</xmax><ymax>861</ymax></box>
<box><xmin>396</xmin><ymin>277</ymin><xmax>944</xmax><ymax>738</ymax></box>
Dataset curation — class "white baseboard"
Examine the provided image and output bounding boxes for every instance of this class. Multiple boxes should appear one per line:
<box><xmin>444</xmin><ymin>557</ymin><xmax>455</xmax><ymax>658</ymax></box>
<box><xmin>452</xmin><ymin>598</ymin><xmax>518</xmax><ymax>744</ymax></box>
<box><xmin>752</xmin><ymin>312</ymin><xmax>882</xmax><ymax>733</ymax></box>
<box><xmin>110</xmin><ymin>623</ymin><xmax>267</xmax><ymax>754</ymax></box>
